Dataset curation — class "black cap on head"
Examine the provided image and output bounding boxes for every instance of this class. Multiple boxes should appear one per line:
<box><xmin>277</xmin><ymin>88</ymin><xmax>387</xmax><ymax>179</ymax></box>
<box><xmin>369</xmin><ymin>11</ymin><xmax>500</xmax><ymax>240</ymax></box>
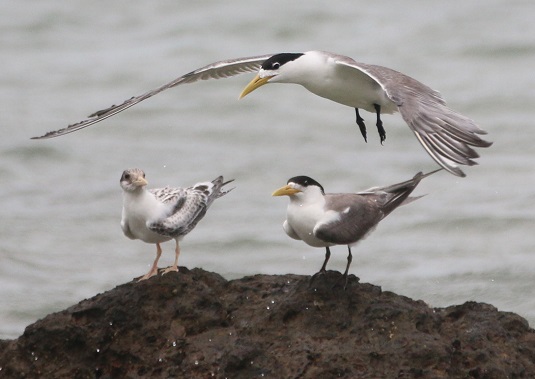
<box><xmin>287</xmin><ymin>175</ymin><xmax>325</xmax><ymax>194</ymax></box>
<box><xmin>261</xmin><ymin>53</ymin><xmax>304</xmax><ymax>70</ymax></box>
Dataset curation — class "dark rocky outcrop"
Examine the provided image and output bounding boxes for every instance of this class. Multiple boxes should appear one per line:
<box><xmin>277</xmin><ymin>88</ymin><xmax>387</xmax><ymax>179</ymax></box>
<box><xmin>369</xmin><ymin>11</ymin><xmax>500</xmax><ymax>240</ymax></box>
<box><xmin>1</xmin><ymin>268</ymin><xmax>534</xmax><ymax>378</ymax></box>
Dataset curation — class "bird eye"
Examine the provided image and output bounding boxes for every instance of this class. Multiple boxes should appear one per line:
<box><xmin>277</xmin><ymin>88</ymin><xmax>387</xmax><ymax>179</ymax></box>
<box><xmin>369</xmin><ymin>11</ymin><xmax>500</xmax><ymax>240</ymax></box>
<box><xmin>272</xmin><ymin>62</ymin><xmax>280</xmax><ymax>69</ymax></box>
<box><xmin>124</xmin><ymin>174</ymin><xmax>130</xmax><ymax>180</ymax></box>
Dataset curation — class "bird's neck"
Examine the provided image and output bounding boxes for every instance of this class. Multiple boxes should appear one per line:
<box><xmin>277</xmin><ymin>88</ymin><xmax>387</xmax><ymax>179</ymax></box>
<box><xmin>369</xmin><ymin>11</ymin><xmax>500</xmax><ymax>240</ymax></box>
<box><xmin>289</xmin><ymin>190</ymin><xmax>325</xmax><ymax>208</ymax></box>
<box><xmin>123</xmin><ymin>187</ymin><xmax>154</xmax><ymax>206</ymax></box>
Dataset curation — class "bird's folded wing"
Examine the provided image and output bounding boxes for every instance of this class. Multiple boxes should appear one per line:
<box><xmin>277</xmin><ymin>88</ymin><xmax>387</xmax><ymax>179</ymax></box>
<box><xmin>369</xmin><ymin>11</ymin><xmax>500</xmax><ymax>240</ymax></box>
<box><xmin>148</xmin><ymin>189</ymin><xmax>209</xmax><ymax>238</ymax></box>
<box><xmin>314</xmin><ymin>194</ymin><xmax>382</xmax><ymax>245</ymax></box>
<box><xmin>355</xmin><ymin>169</ymin><xmax>440</xmax><ymax>216</ymax></box>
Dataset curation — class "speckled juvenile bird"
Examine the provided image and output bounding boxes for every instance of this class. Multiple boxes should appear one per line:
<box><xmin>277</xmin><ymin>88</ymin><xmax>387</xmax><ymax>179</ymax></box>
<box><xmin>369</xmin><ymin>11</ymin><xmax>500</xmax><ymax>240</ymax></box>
<box><xmin>272</xmin><ymin>169</ymin><xmax>440</xmax><ymax>287</ymax></box>
<box><xmin>120</xmin><ymin>168</ymin><xmax>234</xmax><ymax>281</ymax></box>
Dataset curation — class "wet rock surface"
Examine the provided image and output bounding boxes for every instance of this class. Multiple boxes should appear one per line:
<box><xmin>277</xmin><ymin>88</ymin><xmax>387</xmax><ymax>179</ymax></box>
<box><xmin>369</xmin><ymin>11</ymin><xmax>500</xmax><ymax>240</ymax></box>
<box><xmin>1</xmin><ymin>268</ymin><xmax>534</xmax><ymax>378</ymax></box>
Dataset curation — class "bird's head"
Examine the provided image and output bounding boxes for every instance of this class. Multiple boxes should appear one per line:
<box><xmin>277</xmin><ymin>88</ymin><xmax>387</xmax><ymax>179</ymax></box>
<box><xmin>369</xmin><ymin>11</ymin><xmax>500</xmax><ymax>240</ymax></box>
<box><xmin>120</xmin><ymin>168</ymin><xmax>148</xmax><ymax>192</ymax></box>
<box><xmin>239</xmin><ymin>53</ymin><xmax>304</xmax><ymax>99</ymax></box>
<box><xmin>272</xmin><ymin>175</ymin><xmax>325</xmax><ymax>199</ymax></box>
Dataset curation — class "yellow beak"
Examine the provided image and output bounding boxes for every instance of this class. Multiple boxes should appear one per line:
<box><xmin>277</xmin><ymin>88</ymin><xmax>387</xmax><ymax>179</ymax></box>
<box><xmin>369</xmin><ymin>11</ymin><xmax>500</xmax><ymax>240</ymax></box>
<box><xmin>133</xmin><ymin>177</ymin><xmax>148</xmax><ymax>187</ymax></box>
<box><xmin>272</xmin><ymin>185</ymin><xmax>301</xmax><ymax>196</ymax></box>
<box><xmin>239</xmin><ymin>75</ymin><xmax>271</xmax><ymax>99</ymax></box>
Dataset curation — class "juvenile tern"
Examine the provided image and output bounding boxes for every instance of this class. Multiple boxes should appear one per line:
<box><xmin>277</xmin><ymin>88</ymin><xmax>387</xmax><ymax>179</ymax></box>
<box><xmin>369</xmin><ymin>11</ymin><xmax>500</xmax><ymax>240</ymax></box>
<box><xmin>120</xmin><ymin>168</ymin><xmax>234</xmax><ymax>281</ymax></box>
<box><xmin>34</xmin><ymin>51</ymin><xmax>491</xmax><ymax>176</ymax></box>
<box><xmin>272</xmin><ymin>169</ymin><xmax>440</xmax><ymax>287</ymax></box>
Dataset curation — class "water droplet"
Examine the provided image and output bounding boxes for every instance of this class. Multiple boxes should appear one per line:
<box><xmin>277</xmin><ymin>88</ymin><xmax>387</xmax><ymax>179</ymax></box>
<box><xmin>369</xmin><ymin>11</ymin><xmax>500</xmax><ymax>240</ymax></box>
<box><xmin>271</xmin><ymin>300</ymin><xmax>275</xmax><ymax>304</ymax></box>
<box><xmin>195</xmin><ymin>360</ymin><xmax>199</xmax><ymax>365</ymax></box>
<box><xmin>96</xmin><ymin>348</ymin><xmax>100</xmax><ymax>353</ymax></box>
<box><xmin>159</xmin><ymin>358</ymin><xmax>163</xmax><ymax>362</ymax></box>
<box><xmin>208</xmin><ymin>338</ymin><xmax>212</xmax><ymax>342</ymax></box>
<box><xmin>172</xmin><ymin>341</ymin><xmax>176</xmax><ymax>347</ymax></box>
<box><xmin>266</xmin><ymin>306</ymin><xmax>270</xmax><ymax>310</ymax></box>
<box><xmin>109</xmin><ymin>321</ymin><xmax>113</xmax><ymax>326</ymax></box>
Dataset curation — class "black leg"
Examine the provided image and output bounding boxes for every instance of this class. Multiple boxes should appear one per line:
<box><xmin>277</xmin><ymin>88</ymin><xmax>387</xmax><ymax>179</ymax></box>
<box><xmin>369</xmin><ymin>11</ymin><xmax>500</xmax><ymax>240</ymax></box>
<box><xmin>374</xmin><ymin>104</ymin><xmax>386</xmax><ymax>144</ymax></box>
<box><xmin>355</xmin><ymin>108</ymin><xmax>367</xmax><ymax>143</ymax></box>
<box><xmin>342</xmin><ymin>246</ymin><xmax>353</xmax><ymax>289</ymax></box>
<box><xmin>309</xmin><ymin>247</ymin><xmax>331</xmax><ymax>287</ymax></box>
<box><xmin>319</xmin><ymin>247</ymin><xmax>331</xmax><ymax>273</ymax></box>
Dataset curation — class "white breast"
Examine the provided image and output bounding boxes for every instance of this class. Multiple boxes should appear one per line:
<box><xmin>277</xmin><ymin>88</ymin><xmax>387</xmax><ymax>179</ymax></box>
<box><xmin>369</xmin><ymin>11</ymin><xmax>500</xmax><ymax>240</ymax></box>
<box><xmin>122</xmin><ymin>190</ymin><xmax>173</xmax><ymax>244</ymax></box>
<box><xmin>286</xmin><ymin>197</ymin><xmax>335</xmax><ymax>248</ymax></box>
<box><xmin>285</xmin><ymin>51</ymin><xmax>397</xmax><ymax>114</ymax></box>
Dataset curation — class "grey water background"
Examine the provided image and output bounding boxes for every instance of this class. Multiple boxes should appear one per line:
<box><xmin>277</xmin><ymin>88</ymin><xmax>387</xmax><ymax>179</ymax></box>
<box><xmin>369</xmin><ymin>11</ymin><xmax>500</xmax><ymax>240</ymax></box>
<box><xmin>1</xmin><ymin>0</ymin><xmax>534</xmax><ymax>339</ymax></box>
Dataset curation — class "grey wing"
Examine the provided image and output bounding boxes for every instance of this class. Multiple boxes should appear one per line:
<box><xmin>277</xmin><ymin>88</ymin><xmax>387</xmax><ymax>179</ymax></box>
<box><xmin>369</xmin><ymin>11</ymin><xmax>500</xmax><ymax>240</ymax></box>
<box><xmin>355</xmin><ymin>169</ymin><xmax>439</xmax><ymax>214</ymax></box>
<box><xmin>395</xmin><ymin>86</ymin><xmax>491</xmax><ymax>177</ymax></box>
<box><xmin>150</xmin><ymin>186</ymin><xmax>187</xmax><ymax>205</ymax></box>
<box><xmin>358</xmin><ymin>168</ymin><xmax>440</xmax><ymax>195</ymax></box>
<box><xmin>314</xmin><ymin>194</ymin><xmax>384</xmax><ymax>245</ymax></box>
<box><xmin>32</xmin><ymin>54</ymin><xmax>273</xmax><ymax>139</ymax></box>
<box><xmin>148</xmin><ymin>188</ymin><xmax>210</xmax><ymax>238</ymax></box>
<box><xmin>335</xmin><ymin>58</ymin><xmax>492</xmax><ymax>177</ymax></box>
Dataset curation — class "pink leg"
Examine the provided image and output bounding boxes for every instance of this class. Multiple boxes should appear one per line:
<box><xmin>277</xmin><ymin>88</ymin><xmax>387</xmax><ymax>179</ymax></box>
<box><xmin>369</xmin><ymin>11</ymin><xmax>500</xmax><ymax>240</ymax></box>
<box><xmin>162</xmin><ymin>240</ymin><xmax>180</xmax><ymax>275</ymax></box>
<box><xmin>138</xmin><ymin>243</ymin><xmax>163</xmax><ymax>281</ymax></box>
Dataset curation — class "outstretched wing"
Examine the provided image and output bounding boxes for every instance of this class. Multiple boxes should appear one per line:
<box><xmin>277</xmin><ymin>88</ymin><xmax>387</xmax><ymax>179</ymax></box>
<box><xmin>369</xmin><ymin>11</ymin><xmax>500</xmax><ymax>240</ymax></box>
<box><xmin>334</xmin><ymin>56</ymin><xmax>492</xmax><ymax>177</ymax></box>
<box><xmin>32</xmin><ymin>54</ymin><xmax>273</xmax><ymax>139</ymax></box>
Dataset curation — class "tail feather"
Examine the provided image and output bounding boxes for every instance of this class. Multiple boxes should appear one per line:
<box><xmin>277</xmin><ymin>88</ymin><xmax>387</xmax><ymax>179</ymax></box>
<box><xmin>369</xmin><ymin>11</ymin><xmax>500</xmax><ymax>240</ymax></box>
<box><xmin>369</xmin><ymin>168</ymin><xmax>442</xmax><ymax>217</ymax></box>
<box><xmin>212</xmin><ymin>177</ymin><xmax>235</xmax><ymax>199</ymax></box>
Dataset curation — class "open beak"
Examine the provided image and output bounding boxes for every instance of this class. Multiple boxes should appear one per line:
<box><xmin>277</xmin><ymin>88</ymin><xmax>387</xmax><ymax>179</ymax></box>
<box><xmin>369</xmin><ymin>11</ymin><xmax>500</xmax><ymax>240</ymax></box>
<box><xmin>272</xmin><ymin>185</ymin><xmax>301</xmax><ymax>196</ymax></box>
<box><xmin>239</xmin><ymin>75</ymin><xmax>271</xmax><ymax>99</ymax></box>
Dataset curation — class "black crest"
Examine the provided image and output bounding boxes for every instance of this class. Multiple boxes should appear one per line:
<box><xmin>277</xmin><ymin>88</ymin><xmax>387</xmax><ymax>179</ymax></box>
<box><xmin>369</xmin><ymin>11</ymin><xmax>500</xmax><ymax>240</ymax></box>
<box><xmin>287</xmin><ymin>175</ymin><xmax>325</xmax><ymax>194</ymax></box>
<box><xmin>261</xmin><ymin>53</ymin><xmax>304</xmax><ymax>70</ymax></box>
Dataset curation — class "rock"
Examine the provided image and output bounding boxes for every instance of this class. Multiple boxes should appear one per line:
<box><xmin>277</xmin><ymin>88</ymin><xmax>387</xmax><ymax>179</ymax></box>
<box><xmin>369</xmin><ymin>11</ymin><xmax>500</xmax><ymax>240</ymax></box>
<box><xmin>1</xmin><ymin>268</ymin><xmax>534</xmax><ymax>378</ymax></box>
